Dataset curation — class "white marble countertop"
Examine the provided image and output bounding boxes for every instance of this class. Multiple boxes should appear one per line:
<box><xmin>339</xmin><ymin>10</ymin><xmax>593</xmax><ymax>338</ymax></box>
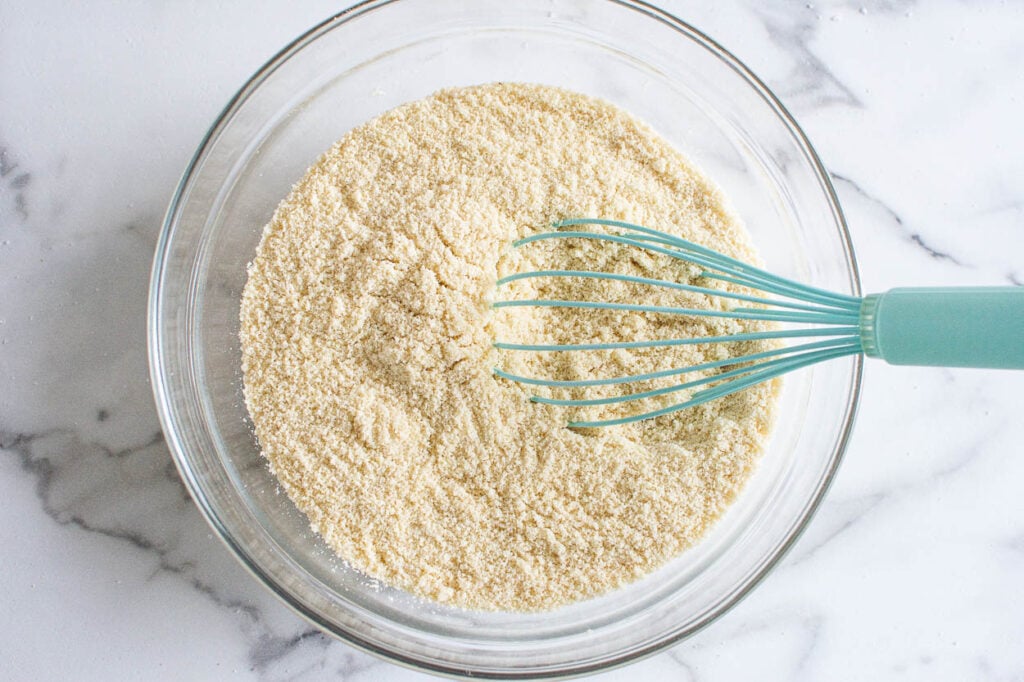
<box><xmin>2</xmin><ymin>1</ymin><xmax>1023</xmax><ymax>680</ymax></box>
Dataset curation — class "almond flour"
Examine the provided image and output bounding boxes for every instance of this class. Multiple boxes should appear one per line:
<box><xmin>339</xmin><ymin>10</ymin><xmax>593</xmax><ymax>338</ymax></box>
<box><xmin>240</xmin><ymin>82</ymin><xmax>779</xmax><ymax>611</ymax></box>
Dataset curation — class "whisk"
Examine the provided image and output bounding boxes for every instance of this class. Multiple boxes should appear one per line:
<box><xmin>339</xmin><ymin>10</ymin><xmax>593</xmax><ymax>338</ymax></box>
<box><xmin>492</xmin><ymin>218</ymin><xmax>1024</xmax><ymax>427</ymax></box>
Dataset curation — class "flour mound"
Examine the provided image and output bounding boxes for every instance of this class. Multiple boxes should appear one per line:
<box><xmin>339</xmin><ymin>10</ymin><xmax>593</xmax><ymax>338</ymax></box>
<box><xmin>240</xmin><ymin>82</ymin><xmax>778</xmax><ymax>611</ymax></box>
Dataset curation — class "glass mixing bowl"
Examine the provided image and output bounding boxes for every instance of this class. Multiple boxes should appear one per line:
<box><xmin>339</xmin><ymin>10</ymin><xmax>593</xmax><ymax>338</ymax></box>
<box><xmin>148</xmin><ymin>0</ymin><xmax>862</xmax><ymax>677</ymax></box>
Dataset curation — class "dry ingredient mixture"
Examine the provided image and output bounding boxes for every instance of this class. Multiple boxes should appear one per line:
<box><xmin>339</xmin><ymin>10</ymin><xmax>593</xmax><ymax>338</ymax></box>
<box><xmin>240</xmin><ymin>82</ymin><xmax>779</xmax><ymax>611</ymax></box>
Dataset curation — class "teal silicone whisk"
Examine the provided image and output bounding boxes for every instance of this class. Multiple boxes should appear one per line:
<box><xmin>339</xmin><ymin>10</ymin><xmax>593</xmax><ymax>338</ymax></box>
<box><xmin>493</xmin><ymin>219</ymin><xmax>1024</xmax><ymax>428</ymax></box>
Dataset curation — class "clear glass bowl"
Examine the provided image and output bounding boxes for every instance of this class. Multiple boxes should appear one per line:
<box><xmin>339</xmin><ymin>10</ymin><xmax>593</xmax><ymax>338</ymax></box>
<box><xmin>148</xmin><ymin>0</ymin><xmax>862</xmax><ymax>677</ymax></box>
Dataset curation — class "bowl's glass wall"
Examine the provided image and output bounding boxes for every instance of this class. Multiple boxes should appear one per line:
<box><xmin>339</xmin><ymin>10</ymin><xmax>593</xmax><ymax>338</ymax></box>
<box><xmin>151</xmin><ymin>0</ymin><xmax>860</xmax><ymax>676</ymax></box>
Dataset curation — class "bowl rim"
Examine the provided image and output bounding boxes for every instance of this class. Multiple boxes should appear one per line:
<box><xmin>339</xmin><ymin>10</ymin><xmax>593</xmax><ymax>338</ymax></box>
<box><xmin>148</xmin><ymin>0</ymin><xmax>863</xmax><ymax>677</ymax></box>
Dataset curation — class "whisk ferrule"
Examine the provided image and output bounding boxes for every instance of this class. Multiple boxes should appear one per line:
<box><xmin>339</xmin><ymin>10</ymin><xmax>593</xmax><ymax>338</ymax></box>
<box><xmin>857</xmin><ymin>288</ymin><xmax>1024</xmax><ymax>368</ymax></box>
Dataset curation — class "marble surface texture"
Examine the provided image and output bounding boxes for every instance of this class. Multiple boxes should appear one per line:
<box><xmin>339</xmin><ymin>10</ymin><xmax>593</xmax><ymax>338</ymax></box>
<box><xmin>2</xmin><ymin>1</ymin><xmax>1023</xmax><ymax>680</ymax></box>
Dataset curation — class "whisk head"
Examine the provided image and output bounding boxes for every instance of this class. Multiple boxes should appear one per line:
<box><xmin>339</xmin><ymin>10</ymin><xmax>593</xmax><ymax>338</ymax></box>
<box><xmin>492</xmin><ymin>219</ymin><xmax>864</xmax><ymax>427</ymax></box>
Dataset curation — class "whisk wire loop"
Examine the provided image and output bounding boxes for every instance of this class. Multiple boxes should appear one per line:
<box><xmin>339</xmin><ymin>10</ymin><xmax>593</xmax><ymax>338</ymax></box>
<box><xmin>493</xmin><ymin>298</ymin><xmax>859</xmax><ymax>325</ymax></box>
<box><xmin>551</xmin><ymin>218</ymin><xmax>861</xmax><ymax>304</ymax></box>
<box><xmin>565</xmin><ymin>345</ymin><xmax>860</xmax><ymax>428</ymax></box>
<box><xmin>510</xmin><ymin>337</ymin><xmax>860</xmax><ymax>401</ymax></box>
<box><xmin>493</xmin><ymin>325</ymin><xmax>860</xmax><ymax>352</ymax></box>
<box><xmin>497</xmin><ymin>269</ymin><xmax>856</xmax><ymax>315</ymax></box>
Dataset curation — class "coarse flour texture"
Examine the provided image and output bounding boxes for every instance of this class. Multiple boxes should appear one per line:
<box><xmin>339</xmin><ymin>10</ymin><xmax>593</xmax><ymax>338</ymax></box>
<box><xmin>240</xmin><ymin>83</ymin><xmax>779</xmax><ymax>611</ymax></box>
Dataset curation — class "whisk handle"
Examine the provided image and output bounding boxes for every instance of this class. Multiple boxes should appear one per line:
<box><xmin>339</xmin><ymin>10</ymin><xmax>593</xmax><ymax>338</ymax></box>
<box><xmin>860</xmin><ymin>287</ymin><xmax>1024</xmax><ymax>369</ymax></box>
